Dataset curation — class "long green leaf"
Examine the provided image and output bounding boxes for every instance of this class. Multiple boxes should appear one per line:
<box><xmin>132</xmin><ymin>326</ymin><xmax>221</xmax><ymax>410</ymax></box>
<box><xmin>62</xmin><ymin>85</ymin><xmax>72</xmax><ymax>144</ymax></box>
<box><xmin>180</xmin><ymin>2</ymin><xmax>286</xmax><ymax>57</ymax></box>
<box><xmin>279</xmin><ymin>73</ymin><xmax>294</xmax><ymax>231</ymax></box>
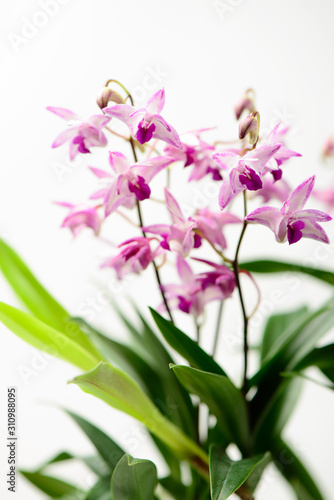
<box><xmin>171</xmin><ymin>365</ymin><xmax>250</xmax><ymax>454</ymax></box>
<box><xmin>150</xmin><ymin>308</ymin><xmax>227</xmax><ymax>376</ymax></box>
<box><xmin>0</xmin><ymin>302</ymin><xmax>100</xmax><ymax>371</ymax></box>
<box><xmin>209</xmin><ymin>446</ymin><xmax>270</xmax><ymax>500</ymax></box>
<box><xmin>271</xmin><ymin>438</ymin><xmax>325</xmax><ymax>500</ymax></box>
<box><xmin>240</xmin><ymin>259</ymin><xmax>334</xmax><ymax>285</ymax></box>
<box><xmin>65</xmin><ymin>410</ymin><xmax>124</xmax><ymax>472</ymax></box>
<box><xmin>0</xmin><ymin>239</ymin><xmax>101</xmax><ymax>358</ymax></box>
<box><xmin>260</xmin><ymin>306</ymin><xmax>309</xmax><ymax>364</ymax></box>
<box><xmin>295</xmin><ymin>344</ymin><xmax>334</xmax><ymax>384</ymax></box>
<box><xmin>111</xmin><ymin>454</ymin><xmax>157</xmax><ymax>500</ymax></box>
<box><xmin>20</xmin><ymin>470</ymin><xmax>80</xmax><ymax>498</ymax></box>
<box><xmin>85</xmin><ymin>476</ymin><xmax>111</xmax><ymax>500</ymax></box>
<box><xmin>70</xmin><ymin>362</ymin><xmax>208</xmax><ymax>468</ymax></box>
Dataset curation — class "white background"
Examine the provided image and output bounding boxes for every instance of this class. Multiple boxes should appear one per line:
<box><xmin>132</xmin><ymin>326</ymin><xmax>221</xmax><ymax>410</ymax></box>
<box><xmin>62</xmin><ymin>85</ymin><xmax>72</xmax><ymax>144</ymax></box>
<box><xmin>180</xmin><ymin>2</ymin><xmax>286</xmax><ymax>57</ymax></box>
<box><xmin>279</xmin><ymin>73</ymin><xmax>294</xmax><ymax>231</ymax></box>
<box><xmin>1</xmin><ymin>0</ymin><xmax>334</xmax><ymax>498</ymax></box>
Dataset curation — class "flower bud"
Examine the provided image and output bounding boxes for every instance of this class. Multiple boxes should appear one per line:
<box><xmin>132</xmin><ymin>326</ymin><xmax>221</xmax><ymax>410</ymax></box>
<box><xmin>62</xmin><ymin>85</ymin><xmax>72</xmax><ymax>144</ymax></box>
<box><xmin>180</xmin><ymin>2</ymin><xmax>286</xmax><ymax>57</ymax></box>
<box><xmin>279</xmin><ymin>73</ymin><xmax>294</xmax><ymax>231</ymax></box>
<box><xmin>323</xmin><ymin>137</ymin><xmax>334</xmax><ymax>160</ymax></box>
<box><xmin>97</xmin><ymin>87</ymin><xmax>125</xmax><ymax>110</ymax></box>
<box><xmin>234</xmin><ymin>89</ymin><xmax>255</xmax><ymax>120</ymax></box>
<box><xmin>239</xmin><ymin>111</ymin><xmax>260</xmax><ymax>145</ymax></box>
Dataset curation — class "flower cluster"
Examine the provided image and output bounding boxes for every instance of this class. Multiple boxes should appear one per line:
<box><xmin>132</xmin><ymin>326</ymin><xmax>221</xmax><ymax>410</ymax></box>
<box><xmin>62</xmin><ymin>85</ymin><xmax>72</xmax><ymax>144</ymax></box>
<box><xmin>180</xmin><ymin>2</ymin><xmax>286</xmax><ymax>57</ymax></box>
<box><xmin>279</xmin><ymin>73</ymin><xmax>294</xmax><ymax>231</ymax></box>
<box><xmin>48</xmin><ymin>84</ymin><xmax>332</xmax><ymax>320</ymax></box>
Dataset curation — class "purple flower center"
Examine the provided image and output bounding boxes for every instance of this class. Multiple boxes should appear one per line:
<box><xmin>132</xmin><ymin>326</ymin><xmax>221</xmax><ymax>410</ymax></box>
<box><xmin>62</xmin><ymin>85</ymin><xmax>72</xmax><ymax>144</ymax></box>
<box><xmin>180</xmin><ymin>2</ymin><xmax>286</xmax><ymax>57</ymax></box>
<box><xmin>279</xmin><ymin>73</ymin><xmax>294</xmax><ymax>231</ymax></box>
<box><xmin>178</xmin><ymin>296</ymin><xmax>191</xmax><ymax>314</ymax></box>
<box><xmin>128</xmin><ymin>175</ymin><xmax>151</xmax><ymax>201</ymax></box>
<box><xmin>193</xmin><ymin>233</ymin><xmax>202</xmax><ymax>248</ymax></box>
<box><xmin>72</xmin><ymin>136</ymin><xmax>90</xmax><ymax>154</ymax></box>
<box><xmin>136</xmin><ymin>120</ymin><xmax>156</xmax><ymax>145</ymax></box>
<box><xmin>287</xmin><ymin>220</ymin><xmax>305</xmax><ymax>245</ymax></box>
<box><xmin>207</xmin><ymin>167</ymin><xmax>223</xmax><ymax>181</ymax></box>
<box><xmin>239</xmin><ymin>167</ymin><xmax>263</xmax><ymax>191</ymax></box>
<box><xmin>272</xmin><ymin>168</ymin><xmax>283</xmax><ymax>182</ymax></box>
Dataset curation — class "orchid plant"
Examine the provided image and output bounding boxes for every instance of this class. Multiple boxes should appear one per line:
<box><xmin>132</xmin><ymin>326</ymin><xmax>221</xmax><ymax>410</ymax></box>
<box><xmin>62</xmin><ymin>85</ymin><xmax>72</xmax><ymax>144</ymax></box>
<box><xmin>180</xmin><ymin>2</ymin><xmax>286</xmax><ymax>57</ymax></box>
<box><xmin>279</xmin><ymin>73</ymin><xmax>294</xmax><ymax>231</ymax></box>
<box><xmin>1</xmin><ymin>81</ymin><xmax>334</xmax><ymax>500</ymax></box>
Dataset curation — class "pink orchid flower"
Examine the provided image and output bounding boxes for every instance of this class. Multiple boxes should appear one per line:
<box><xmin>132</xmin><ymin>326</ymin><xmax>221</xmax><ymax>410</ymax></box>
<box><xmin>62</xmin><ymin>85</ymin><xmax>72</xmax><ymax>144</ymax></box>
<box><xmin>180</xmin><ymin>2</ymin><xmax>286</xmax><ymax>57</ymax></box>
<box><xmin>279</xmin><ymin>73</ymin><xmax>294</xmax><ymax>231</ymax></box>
<box><xmin>90</xmin><ymin>152</ymin><xmax>175</xmax><ymax>216</ymax></box>
<box><xmin>47</xmin><ymin>107</ymin><xmax>111</xmax><ymax>160</ymax></box>
<box><xmin>164</xmin><ymin>129</ymin><xmax>223</xmax><ymax>181</ymax></box>
<box><xmin>245</xmin><ymin>176</ymin><xmax>332</xmax><ymax>245</ymax></box>
<box><xmin>254</xmin><ymin>176</ymin><xmax>291</xmax><ymax>203</ymax></box>
<box><xmin>194</xmin><ymin>207</ymin><xmax>242</xmax><ymax>250</ymax></box>
<box><xmin>143</xmin><ymin>188</ymin><xmax>200</xmax><ymax>257</ymax></box>
<box><xmin>56</xmin><ymin>202</ymin><xmax>101</xmax><ymax>236</ymax></box>
<box><xmin>262</xmin><ymin>123</ymin><xmax>301</xmax><ymax>180</ymax></box>
<box><xmin>214</xmin><ymin>143</ymin><xmax>281</xmax><ymax>210</ymax></box>
<box><xmin>103</xmin><ymin>88</ymin><xmax>181</xmax><ymax>148</ymax></box>
<box><xmin>312</xmin><ymin>186</ymin><xmax>334</xmax><ymax>212</ymax></box>
<box><xmin>161</xmin><ymin>255</ymin><xmax>235</xmax><ymax>317</ymax></box>
<box><xmin>102</xmin><ymin>237</ymin><xmax>161</xmax><ymax>279</ymax></box>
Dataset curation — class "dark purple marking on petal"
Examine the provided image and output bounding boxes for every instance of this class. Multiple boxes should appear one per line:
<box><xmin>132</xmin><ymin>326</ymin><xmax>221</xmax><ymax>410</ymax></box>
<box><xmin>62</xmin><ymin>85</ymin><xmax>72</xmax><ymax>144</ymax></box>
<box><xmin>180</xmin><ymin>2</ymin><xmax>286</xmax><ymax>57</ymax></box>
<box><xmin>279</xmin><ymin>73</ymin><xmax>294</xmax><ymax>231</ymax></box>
<box><xmin>72</xmin><ymin>136</ymin><xmax>90</xmax><ymax>154</ymax></box>
<box><xmin>136</xmin><ymin>120</ymin><xmax>156</xmax><ymax>144</ymax></box>
<box><xmin>239</xmin><ymin>167</ymin><xmax>263</xmax><ymax>191</ymax></box>
<box><xmin>128</xmin><ymin>175</ymin><xmax>151</xmax><ymax>201</ymax></box>
<box><xmin>193</xmin><ymin>233</ymin><xmax>202</xmax><ymax>248</ymax></box>
<box><xmin>207</xmin><ymin>167</ymin><xmax>223</xmax><ymax>181</ymax></box>
<box><xmin>272</xmin><ymin>168</ymin><xmax>283</xmax><ymax>182</ymax></box>
<box><xmin>178</xmin><ymin>296</ymin><xmax>191</xmax><ymax>314</ymax></box>
<box><xmin>287</xmin><ymin>220</ymin><xmax>305</xmax><ymax>245</ymax></box>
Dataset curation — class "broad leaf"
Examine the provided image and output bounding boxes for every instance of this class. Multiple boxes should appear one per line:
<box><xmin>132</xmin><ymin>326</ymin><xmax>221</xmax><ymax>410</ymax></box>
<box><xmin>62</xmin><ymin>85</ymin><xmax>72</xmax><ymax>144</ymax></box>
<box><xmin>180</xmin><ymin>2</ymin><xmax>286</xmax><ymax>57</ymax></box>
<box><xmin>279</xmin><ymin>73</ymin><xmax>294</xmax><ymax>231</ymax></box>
<box><xmin>295</xmin><ymin>344</ymin><xmax>334</xmax><ymax>384</ymax></box>
<box><xmin>0</xmin><ymin>302</ymin><xmax>100</xmax><ymax>371</ymax></box>
<box><xmin>70</xmin><ymin>362</ymin><xmax>208</xmax><ymax>468</ymax></box>
<box><xmin>0</xmin><ymin>239</ymin><xmax>101</xmax><ymax>358</ymax></box>
<box><xmin>271</xmin><ymin>438</ymin><xmax>325</xmax><ymax>500</ymax></box>
<box><xmin>111</xmin><ymin>454</ymin><xmax>157</xmax><ymax>500</ymax></box>
<box><xmin>253</xmin><ymin>378</ymin><xmax>303</xmax><ymax>451</ymax></box>
<box><xmin>240</xmin><ymin>259</ymin><xmax>334</xmax><ymax>286</ymax></box>
<box><xmin>85</xmin><ymin>476</ymin><xmax>111</xmax><ymax>500</ymax></box>
<box><xmin>65</xmin><ymin>410</ymin><xmax>124</xmax><ymax>472</ymax></box>
<box><xmin>20</xmin><ymin>470</ymin><xmax>80</xmax><ymax>498</ymax></box>
<box><xmin>171</xmin><ymin>365</ymin><xmax>250</xmax><ymax>454</ymax></box>
<box><xmin>150</xmin><ymin>308</ymin><xmax>227</xmax><ymax>376</ymax></box>
<box><xmin>260</xmin><ymin>306</ymin><xmax>309</xmax><ymax>363</ymax></box>
<box><xmin>209</xmin><ymin>446</ymin><xmax>271</xmax><ymax>500</ymax></box>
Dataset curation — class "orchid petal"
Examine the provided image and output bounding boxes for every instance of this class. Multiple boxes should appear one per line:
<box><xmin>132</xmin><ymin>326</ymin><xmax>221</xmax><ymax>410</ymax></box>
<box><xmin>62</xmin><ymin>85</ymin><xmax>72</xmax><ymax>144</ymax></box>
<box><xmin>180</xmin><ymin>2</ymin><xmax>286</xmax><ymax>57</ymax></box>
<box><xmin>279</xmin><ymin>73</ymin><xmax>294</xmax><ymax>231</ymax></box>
<box><xmin>295</xmin><ymin>209</ymin><xmax>332</xmax><ymax>222</ymax></box>
<box><xmin>47</xmin><ymin>106</ymin><xmax>81</xmax><ymax>121</ymax></box>
<box><xmin>245</xmin><ymin>207</ymin><xmax>282</xmax><ymax>232</ymax></box>
<box><xmin>284</xmin><ymin>176</ymin><xmax>315</xmax><ymax>213</ymax></box>
<box><xmin>300</xmin><ymin>220</ymin><xmax>330</xmax><ymax>243</ymax></box>
<box><xmin>151</xmin><ymin>115</ymin><xmax>182</xmax><ymax>148</ymax></box>
<box><xmin>109</xmin><ymin>151</ymin><xmax>130</xmax><ymax>174</ymax></box>
<box><xmin>145</xmin><ymin>88</ymin><xmax>165</xmax><ymax>114</ymax></box>
<box><xmin>51</xmin><ymin>127</ymin><xmax>78</xmax><ymax>148</ymax></box>
<box><xmin>164</xmin><ymin>189</ymin><xmax>185</xmax><ymax>224</ymax></box>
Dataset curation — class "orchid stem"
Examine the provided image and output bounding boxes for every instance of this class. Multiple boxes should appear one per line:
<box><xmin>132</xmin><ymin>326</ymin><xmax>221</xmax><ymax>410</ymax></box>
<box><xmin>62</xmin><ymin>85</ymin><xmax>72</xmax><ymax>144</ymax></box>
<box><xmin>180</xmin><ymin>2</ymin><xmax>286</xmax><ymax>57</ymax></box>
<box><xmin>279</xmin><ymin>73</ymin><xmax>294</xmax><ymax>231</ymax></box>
<box><xmin>128</xmin><ymin>128</ymin><xmax>175</xmax><ymax>325</ymax></box>
<box><xmin>233</xmin><ymin>191</ymin><xmax>249</xmax><ymax>395</ymax></box>
<box><xmin>212</xmin><ymin>301</ymin><xmax>224</xmax><ymax>359</ymax></box>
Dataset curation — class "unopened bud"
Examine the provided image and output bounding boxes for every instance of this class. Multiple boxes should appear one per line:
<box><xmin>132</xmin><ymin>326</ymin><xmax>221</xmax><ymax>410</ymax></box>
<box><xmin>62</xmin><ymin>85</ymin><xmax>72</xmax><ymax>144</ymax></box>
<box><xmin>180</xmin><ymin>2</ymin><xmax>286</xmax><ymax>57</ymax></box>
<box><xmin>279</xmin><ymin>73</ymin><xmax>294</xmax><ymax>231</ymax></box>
<box><xmin>239</xmin><ymin>111</ymin><xmax>260</xmax><ymax>145</ymax></box>
<box><xmin>97</xmin><ymin>87</ymin><xmax>125</xmax><ymax>110</ymax></box>
<box><xmin>234</xmin><ymin>89</ymin><xmax>255</xmax><ymax>120</ymax></box>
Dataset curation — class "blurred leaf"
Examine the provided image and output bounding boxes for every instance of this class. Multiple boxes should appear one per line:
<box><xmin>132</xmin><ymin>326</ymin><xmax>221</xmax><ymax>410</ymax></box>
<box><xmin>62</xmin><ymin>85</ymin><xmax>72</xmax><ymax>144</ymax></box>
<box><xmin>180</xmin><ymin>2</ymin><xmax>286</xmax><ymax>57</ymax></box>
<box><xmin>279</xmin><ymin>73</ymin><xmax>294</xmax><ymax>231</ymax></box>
<box><xmin>20</xmin><ymin>470</ymin><xmax>80</xmax><ymax>498</ymax></box>
<box><xmin>271</xmin><ymin>438</ymin><xmax>325</xmax><ymax>500</ymax></box>
<box><xmin>0</xmin><ymin>239</ymin><xmax>101</xmax><ymax>359</ymax></box>
<box><xmin>159</xmin><ymin>475</ymin><xmax>189</xmax><ymax>499</ymax></box>
<box><xmin>70</xmin><ymin>362</ymin><xmax>208</xmax><ymax>467</ymax></box>
<box><xmin>295</xmin><ymin>343</ymin><xmax>334</xmax><ymax>384</ymax></box>
<box><xmin>111</xmin><ymin>454</ymin><xmax>157</xmax><ymax>500</ymax></box>
<box><xmin>253</xmin><ymin>378</ymin><xmax>303</xmax><ymax>452</ymax></box>
<box><xmin>0</xmin><ymin>302</ymin><xmax>100</xmax><ymax>371</ymax></box>
<box><xmin>150</xmin><ymin>308</ymin><xmax>227</xmax><ymax>376</ymax></box>
<box><xmin>85</xmin><ymin>476</ymin><xmax>111</xmax><ymax>500</ymax></box>
<box><xmin>260</xmin><ymin>306</ymin><xmax>309</xmax><ymax>364</ymax></box>
<box><xmin>171</xmin><ymin>365</ymin><xmax>250</xmax><ymax>455</ymax></box>
<box><xmin>41</xmin><ymin>451</ymin><xmax>75</xmax><ymax>466</ymax></box>
<box><xmin>240</xmin><ymin>259</ymin><xmax>334</xmax><ymax>285</ymax></box>
<box><xmin>209</xmin><ymin>446</ymin><xmax>270</xmax><ymax>500</ymax></box>
<box><xmin>65</xmin><ymin>410</ymin><xmax>124</xmax><ymax>472</ymax></box>
<box><xmin>280</xmin><ymin>371</ymin><xmax>334</xmax><ymax>390</ymax></box>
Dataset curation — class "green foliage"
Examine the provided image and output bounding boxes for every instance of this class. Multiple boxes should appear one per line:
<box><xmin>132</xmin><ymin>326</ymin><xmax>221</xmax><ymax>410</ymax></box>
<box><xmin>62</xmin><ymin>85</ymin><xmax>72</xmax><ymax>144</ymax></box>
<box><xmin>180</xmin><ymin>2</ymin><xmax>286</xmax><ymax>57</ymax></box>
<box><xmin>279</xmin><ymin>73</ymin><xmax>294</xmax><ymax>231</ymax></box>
<box><xmin>111</xmin><ymin>454</ymin><xmax>157</xmax><ymax>500</ymax></box>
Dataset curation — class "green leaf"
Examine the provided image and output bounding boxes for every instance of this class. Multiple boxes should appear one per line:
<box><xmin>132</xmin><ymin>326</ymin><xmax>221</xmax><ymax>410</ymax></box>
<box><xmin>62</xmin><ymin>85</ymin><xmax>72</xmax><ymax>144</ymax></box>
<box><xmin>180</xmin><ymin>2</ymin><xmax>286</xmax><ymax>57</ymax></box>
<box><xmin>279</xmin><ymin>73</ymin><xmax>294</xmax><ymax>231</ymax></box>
<box><xmin>280</xmin><ymin>371</ymin><xmax>334</xmax><ymax>390</ymax></box>
<box><xmin>171</xmin><ymin>365</ymin><xmax>250</xmax><ymax>454</ymax></box>
<box><xmin>271</xmin><ymin>438</ymin><xmax>325</xmax><ymax>500</ymax></box>
<box><xmin>253</xmin><ymin>378</ymin><xmax>303</xmax><ymax>451</ymax></box>
<box><xmin>0</xmin><ymin>239</ymin><xmax>101</xmax><ymax>359</ymax></box>
<box><xmin>111</xmin><ymin>454</ymin><xmax>157</xmax><ymax>500</ymax></box>
<box><xmin>295</xmin><ymin>344</ymin><xmax>334</xmax><ymax>384</ymax></box>
<box><xmin>70</xmin><ymin>362</ymin><xmax>208</xmax><ymax>468</ymax></box>
<box><xmin>260</xmin><ymin>306</ymin><xmax>309</xmax><ymax>364</ymax></box>
<box><xmin>209</xmin><ymin>446</ymin><xmax>271</xmax><ymax>500</ymax></box>
<box><xmin>240</xmin><ymin>259</ymin><xmax>334</xmax><ymax>286</ymax></box>
<box><xmin>0</xmin><ymin>302</ymin><xmax>100</xmax><ymax>371</ymax></box>
<box><xmin>85</xmin><ymin>476</ymin><xmax>111</xmax><ymax>500</ymax></box>
<box><xmin>150</xmin><ymin>308</ymin><xmax>227</xmax><ymax>376</ymax></box>
<box><xmin>159</xmin><ymin>475</ymin><xmax>189</xmax><ymax>499</ymax></box>
<box><xmin>65</xmin><ymin>410</ymin><xmax>124</xmax><ymax>472</ymax></box>
<box><xmin>20</xmin><ymin>470</ymin><xmax>80</xmax><ymax>498</ymax></box>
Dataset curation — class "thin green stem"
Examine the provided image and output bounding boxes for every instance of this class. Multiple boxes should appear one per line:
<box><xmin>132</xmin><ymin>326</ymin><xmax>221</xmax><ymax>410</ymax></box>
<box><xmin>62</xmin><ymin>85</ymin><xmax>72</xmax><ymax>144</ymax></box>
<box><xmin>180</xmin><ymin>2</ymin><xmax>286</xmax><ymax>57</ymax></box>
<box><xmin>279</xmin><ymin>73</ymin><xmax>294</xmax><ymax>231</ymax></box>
<box><xmin>233</xmin><ymin>191</ymin><xmax>249</xmax><ymax>395</ymax></box>
<box><xmin>212</xmin><ymin>301</ymin><xmax>224</xmax><ymax>359</ymax></box>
